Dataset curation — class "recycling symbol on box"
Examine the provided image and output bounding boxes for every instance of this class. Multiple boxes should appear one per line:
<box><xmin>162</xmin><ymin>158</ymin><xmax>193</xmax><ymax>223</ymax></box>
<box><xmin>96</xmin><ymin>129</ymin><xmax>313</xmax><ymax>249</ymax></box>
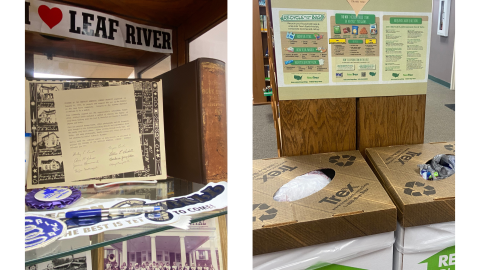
<box><xmin>253</xmin><ymin>203</ymin><xmax>277</xmax><ymax>222</ymax></box>
<box><xmin>404</xmin><ymin>181</ymin><xmax>436</xmax><ymax>196</ymax></box>
<box><xmin>329</xmin><ymin>155</ymin><xmax>356</xmax><ymax>167</ymax></box>
<box><xmin>444</xmin><ymin>144</ymin><xmax>455</xmax><ymax>152</ymax></box>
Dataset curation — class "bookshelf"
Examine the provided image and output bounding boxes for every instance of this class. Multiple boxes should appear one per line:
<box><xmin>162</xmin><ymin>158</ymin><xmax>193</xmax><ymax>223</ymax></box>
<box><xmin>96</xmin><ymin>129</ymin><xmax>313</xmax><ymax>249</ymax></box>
<box><xmin>264</xmin><ymin>0</ymin><xmax>282</xmax><ymax>156</ymax></box>
<box><xmin>252</xmin><ymin>0</ymin><xmax>270</xmax><ymax>105</ymax></box>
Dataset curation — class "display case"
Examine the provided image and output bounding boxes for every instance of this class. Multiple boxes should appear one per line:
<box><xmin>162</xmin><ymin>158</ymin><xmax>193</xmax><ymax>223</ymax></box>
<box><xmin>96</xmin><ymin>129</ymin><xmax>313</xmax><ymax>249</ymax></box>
<box><xmin>25</xmin><ymin>178</ymin><xmax>227</xmax><ymax>267</ymax></box>
<box><xmin>25</xmin><ymin>1</ymin><xmax>228</xmax><ymax>269</ymax></box>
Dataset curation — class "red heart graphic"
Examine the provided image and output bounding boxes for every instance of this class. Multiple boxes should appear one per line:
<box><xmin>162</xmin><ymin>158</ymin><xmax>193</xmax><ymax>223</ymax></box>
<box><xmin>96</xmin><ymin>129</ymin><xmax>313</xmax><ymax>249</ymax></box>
<box><xmin>38</xmin><ymin>5</ymin><xmax>63</xmax><ymax>29</ymax></box>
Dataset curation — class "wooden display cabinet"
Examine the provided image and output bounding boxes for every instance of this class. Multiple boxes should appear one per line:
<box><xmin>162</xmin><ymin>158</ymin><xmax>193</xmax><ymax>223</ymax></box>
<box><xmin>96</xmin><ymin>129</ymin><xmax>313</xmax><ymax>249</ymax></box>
<box><xmin>25</xmin><ymin>1</ymin><xmax>228</xmax><ymax>269</ymax></box>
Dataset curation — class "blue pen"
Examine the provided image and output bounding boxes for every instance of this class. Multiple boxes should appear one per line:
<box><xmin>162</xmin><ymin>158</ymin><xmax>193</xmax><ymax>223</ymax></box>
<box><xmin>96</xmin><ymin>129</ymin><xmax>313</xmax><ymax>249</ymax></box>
<box><xmin>64</xmin><ymin>215</ymin><xmax>125</xmax><ymax>229</ymax></box>
<box><xmin>65</xmin><ymin>205</ymin><xmax>165</xmax><ymax>219</ymax></box>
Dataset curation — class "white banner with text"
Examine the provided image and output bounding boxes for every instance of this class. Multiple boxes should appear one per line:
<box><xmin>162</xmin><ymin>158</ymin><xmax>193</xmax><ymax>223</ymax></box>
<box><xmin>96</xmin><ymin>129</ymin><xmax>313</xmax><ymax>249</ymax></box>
<box><xmin>25</xmin><ymin>0</ymin><xmax>173</xmax><ymax>53</ymax></box>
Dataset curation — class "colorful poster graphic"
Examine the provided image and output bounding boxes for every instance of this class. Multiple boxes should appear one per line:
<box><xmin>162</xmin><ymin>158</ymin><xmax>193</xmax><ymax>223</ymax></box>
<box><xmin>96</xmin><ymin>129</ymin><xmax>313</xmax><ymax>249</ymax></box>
<box><xmin>278</xmin><ymin>11</ymin><xmax>329</xmax><ymax>85</ymax></box>
<box><xmin>382</xmin><ymin>15</ymin><xmax>429</xmax><ymax>81</ymax></box>
<box><xmin>272</xmin><ymin>4</ymin><xmax>432</xmax><ymax>100</ymax></box>
<box><xmin>330</xmin><ymin>14</ymin><xmax>380</xmax><ymax>82</ymax></box>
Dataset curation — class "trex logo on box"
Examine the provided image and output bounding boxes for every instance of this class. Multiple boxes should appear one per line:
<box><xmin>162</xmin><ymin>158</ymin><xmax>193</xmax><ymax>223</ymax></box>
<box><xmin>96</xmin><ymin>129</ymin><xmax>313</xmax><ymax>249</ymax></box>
<box><xmin>395</xmin><ymin>151</ymin><xmax>422</xmax><ymax>165</ymax></box>
<box><xmin>262</xmin><ymin>165</ymin><xmax>298</xmax><ymax>182</ymax></box>
<box><xmin>319</xmin><ymin>183</ymin><xmax>359</xmax><ymax>204</ymax></box>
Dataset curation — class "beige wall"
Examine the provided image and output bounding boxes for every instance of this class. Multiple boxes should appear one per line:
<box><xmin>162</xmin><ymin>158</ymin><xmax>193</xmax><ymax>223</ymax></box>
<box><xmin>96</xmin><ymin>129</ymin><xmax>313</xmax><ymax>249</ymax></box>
<box><xmin>33</xmin><ymin>55</ymin><xmax>133</xmax><ymax>78</ymax></box>
<box><xmin>429</xmin><ymin>0</ymin><xmax>455</xmax><ymax>84</ymax></box>
<box><xmin>189</xmin><ymin>19</ymin><xmax>228</xmax><ymax>92</ymax></box>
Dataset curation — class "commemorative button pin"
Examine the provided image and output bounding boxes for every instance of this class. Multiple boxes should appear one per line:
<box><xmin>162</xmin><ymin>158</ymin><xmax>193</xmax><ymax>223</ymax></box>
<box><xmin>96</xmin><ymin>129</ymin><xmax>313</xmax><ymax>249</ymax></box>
<box><xmin>25</xmin><ymin>215</ymin><xmax>67</xmax><ymax>251</ymax></box>
<box><xmin>34</xmin><ymin>188</ymin><xmax>72</xmax><ymax>202</ymax></box>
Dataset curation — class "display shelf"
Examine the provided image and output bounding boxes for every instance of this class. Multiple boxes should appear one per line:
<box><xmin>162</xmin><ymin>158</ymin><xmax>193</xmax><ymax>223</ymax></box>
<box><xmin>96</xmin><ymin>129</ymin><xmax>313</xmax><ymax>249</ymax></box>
<box><xmin>25</xmin><ymin>178</ymin><xmax>227</xmax><ymax>267</ymax></box>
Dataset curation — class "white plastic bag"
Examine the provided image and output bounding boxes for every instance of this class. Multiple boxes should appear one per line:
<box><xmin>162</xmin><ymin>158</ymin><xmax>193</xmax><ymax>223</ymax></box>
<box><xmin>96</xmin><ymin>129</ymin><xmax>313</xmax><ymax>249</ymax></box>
<box><xmin>273</xmin><ymin>170</ymin><xmax>331</xmax><ymax>202</ymax></box>
<box><xmin>395</xmin><ymin>221</ymin><xmax>455</xmax><ymax>254</ymax></box>
<box><xmin>253</xmin><ymin>232</ymin><xmax>395</xmax><ymax>270</ymax></box>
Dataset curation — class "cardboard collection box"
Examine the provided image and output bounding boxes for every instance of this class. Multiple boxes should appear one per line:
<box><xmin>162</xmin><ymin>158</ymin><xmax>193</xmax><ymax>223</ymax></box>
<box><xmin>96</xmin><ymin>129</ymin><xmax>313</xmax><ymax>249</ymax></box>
<box><xmin>253</xmin><ymin>151</ymin><xmax>397</xmax><ymax>269</ymax></box>
<box><xmin>366</xmin><ymin>142</ymin><xmax>455</xmax><ymax>270</ymax></box>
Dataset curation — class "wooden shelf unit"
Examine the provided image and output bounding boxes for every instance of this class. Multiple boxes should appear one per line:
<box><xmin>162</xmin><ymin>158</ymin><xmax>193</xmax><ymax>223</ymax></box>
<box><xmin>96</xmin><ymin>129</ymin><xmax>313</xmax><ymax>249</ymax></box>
<box><xmin>252</xmin><ymin>0</ymin><xmax>271</xmax><ymax>104</ymax></box>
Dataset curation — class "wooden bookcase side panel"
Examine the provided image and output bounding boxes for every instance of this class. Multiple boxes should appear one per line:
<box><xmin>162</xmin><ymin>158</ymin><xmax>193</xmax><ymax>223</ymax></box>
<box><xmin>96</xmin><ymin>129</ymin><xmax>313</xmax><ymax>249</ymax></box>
<box><xmin>253</xmin><ymin>0</ymin><xmax>268</xmax><ymax>104</ymax></box>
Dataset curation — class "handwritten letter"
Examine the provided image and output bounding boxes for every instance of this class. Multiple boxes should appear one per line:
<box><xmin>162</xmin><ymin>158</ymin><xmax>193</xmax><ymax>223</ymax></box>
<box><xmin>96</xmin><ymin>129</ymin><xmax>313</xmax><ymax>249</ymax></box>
<box><xmin>54</xmin><ymin>85</ymin><xmax>144</xmax><ymax>180</ymax></box>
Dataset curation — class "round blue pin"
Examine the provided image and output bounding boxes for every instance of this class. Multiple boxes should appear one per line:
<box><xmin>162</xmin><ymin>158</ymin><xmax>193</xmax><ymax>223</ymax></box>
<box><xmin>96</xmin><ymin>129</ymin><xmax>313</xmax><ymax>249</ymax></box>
<box><xmin>25</xmin><ymin>215</ymin><xmax>67</xmax><ymax>252</ymax></box>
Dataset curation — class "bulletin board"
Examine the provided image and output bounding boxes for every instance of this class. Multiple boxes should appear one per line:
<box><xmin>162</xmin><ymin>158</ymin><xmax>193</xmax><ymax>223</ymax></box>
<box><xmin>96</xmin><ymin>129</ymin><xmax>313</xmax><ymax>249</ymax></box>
<box><xmin>271</xmin><ymin>0</ymin><xmax>433</xmax><ymax>100</ymax></box>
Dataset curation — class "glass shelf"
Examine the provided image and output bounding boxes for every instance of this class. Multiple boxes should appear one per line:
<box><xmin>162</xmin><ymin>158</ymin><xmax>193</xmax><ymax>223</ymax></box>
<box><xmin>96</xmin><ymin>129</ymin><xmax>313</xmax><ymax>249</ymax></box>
<box><xmin>25</xmin><ymin>178</ymin><xmax>227</xmax><ymax>267</ymax></box>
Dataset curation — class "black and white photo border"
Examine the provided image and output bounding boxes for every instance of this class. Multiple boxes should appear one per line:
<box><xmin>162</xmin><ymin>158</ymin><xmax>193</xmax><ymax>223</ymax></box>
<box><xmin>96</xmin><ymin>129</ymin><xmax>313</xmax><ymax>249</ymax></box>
<box><xmin>28</xmin><ymin>80</ymin><xmax>165</xmax><ymax>187</ymax></box>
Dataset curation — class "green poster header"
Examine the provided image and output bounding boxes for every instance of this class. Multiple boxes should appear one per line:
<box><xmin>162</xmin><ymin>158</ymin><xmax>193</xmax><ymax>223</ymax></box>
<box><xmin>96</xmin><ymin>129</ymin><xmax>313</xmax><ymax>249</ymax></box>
<box><xmin>291</xmin><ymin>47</ymin><xmax>321</xmax><ymax>52</ymax></box>
<box><xmin>335</xmin><ymin>14</ymin><xmax>376</xmax><ymax>24</ymax></box>
<box><xmin>289</xmin><ymin>60</ymin><xmax>321</xmax><ymax>65</ymax></box>
<box><xmin>348</xmin><ymin>39</ymin><xmax>364</xmax><ymax>44</ymax></box>
<box><xmin>390</xmin><ymin>17</ymin><xmax>423</xmax><ymax>24</ymax></box>
<box><xmin>295</xmin><ymin>34</ymin><xmax>317</xmax><ymax>39</ymax></box>
<box><xmin>281</xmin><ymin>14</ymin><xmax>325</xmax><ymax>21</ymax></box>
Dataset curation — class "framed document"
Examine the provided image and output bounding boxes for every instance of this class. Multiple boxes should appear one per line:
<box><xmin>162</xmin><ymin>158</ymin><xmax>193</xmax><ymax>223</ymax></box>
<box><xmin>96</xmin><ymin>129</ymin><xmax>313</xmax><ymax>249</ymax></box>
<box><xmin>26</xmin><ymin>79</ymin><xmax>167</xmax><ymax>188</ymax></box>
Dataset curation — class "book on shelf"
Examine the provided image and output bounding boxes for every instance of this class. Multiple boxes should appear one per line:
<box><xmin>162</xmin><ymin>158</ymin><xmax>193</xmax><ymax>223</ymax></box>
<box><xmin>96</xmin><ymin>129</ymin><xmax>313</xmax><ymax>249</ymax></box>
<box><xmin>156</xmin><ymin>58</ymin><xmax>227</xmax><ymax>184</ymax></box>
<box><xmin>260</xmin><ymin>15</ymin><xmax>268</xmax><ymax>32</ymax></box>
<box><xmin>264</xmin><ymin>15</ymin><xmax>267</xmax><ymax>31</ymax></box>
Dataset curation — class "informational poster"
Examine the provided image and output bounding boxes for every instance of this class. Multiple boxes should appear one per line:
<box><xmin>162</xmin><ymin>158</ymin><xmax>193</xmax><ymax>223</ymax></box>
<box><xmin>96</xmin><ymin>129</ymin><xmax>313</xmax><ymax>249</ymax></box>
<box><xmin>278</xmin><ymin>11</ymin><xmax>329</xmax><ymax>85</ymax></box>
<box><xmin>382</xmin><ymin>16</ymin><xmax>429</xmax><ymax>82</ymax></box>
<box><xmin>27</xmin><ymin>80</ymin><xmax>167</xmax><ymax>188</ymax></box>
<box><xmin>330</xmin><ymin>14</ymin><xmax>380</xmax><ymax>83</ymax></box>
<box><xmin>271</xmin><ymin>0</ymin><xmax>433</xmax><ymax>100</ymax></box>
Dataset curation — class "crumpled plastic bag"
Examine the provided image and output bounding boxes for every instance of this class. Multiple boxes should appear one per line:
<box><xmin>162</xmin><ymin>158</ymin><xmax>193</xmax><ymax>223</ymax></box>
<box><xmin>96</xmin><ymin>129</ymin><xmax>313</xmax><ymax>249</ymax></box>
<box><xmin>273</xmin><ymin>170</ymin><xmax>331</xmax><ymax>202</ymax></box>
<box><xmin>418</xmin><ymin>154</ymin><xmax>455</xmax><ymax>180</ymax></box>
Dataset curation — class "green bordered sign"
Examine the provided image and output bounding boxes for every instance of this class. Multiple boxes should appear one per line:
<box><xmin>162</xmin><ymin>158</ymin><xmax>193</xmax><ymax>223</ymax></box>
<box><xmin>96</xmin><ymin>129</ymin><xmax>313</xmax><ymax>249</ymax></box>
<box><xmin>335</xmin><ymin>14</ymin><xmax>376</xmax><ymax>24</ymax></box>
<box><xmin>281</xmin><ymin>14</ymin><xmax>325</xmax><ymax>21</ymax></box>
<box><xmin>419</xmin><ymin>246</ymin><xmax>455</xmax><ymax>270</ymax></box>
<box><xmin>390</xmin><ymin>17</ymin><xmax>423</xmax><ymax>24</ymax></box>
